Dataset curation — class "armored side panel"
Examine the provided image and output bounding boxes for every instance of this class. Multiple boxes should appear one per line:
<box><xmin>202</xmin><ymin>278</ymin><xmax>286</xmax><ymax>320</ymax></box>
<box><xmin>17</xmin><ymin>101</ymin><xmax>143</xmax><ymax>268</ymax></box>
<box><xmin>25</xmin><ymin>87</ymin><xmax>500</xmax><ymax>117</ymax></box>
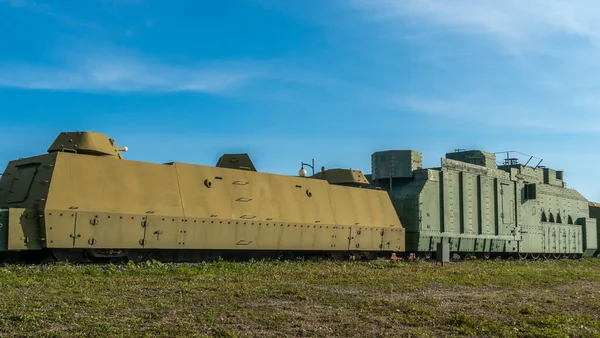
<box><xmin>0</xmin><ymin>209</ymin><xmax>7</xmax><ymax>250</ymax></box>
<box><xmin>580</xmin><ymin>217</ymin><xmax>598</xmax><ymax>257</ymax></box>
<box><xmin>327</xmin><ymin>184</ymin><xmax>404</xmax><ymax>252</ymax></box>
<box><xmin>383</xmin><ymin>155</ymin><xmax>519</xmax><ymax>255</ymax></box>
<box><xmin>589</xmin><ymin>202</ymin><xmax>600</xmax><ymax>219</ymax></box>
<box><xmin>518</xmin><ymin>179</ymin><xmax>588</xmax><ymax>255</ymax></box>
<box><xmin>37</xmin><ymin>154</ymin><xmax>404</xmax><ymax>252</ymax></box>
<box><xmin>0</xmin><ymin>153</ymin><xmax>58</xmax><ymax>250</ymax></box>
<box><xmin>371</xmin><ymin>150</ymin><xmax>422</xmax><ymax>180</ymax></box>
<box><xmin>589</xmin><ymin>202</ymin><xmax>600</xmax><ymax>256</ymax></box>
<box><xmin>0</xmin><ymin>131</ymin><xmax>405</xmax><ymax>257</ymax></box>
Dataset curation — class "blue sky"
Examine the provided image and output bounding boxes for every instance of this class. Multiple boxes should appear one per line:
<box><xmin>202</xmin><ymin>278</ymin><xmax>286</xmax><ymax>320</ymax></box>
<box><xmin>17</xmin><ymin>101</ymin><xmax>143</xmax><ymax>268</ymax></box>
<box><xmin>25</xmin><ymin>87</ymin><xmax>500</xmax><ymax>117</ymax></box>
<box><xmin>1</xmin><ymin>0</ymin><xmax>599</xmax><ymax>201</ymax></box>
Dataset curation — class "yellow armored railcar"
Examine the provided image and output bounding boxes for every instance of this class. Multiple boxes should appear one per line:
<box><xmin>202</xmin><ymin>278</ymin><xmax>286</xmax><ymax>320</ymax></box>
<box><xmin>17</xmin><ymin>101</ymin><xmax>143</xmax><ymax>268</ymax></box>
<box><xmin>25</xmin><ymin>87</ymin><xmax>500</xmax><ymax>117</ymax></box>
<box><xmin>0</xmin><ymin>131</ymin><xmax>405</xmax><ymax>262</ymax></box>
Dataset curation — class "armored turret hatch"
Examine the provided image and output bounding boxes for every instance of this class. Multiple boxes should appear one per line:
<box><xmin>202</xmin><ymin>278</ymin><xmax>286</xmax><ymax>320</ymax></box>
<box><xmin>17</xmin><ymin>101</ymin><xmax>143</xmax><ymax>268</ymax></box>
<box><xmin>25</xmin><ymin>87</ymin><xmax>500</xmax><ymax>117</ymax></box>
<box><xmin>215</xmin><ymin>153</ymin><xmax>257</xmax><ymax>171</ymax></box>
<box><xmin>47</xmin><ymin>131</ymin><xmax>128</xmax><ymax>159</ymax></box>
<box><xmin>311</xmin><ymin>168</ymin><xmax>370</xmax><ymax>187</ymax></box>
<box><xmin>445</xmin><ymin>150</ymin><xmax>497</xmax><ymax>169</ymax></box>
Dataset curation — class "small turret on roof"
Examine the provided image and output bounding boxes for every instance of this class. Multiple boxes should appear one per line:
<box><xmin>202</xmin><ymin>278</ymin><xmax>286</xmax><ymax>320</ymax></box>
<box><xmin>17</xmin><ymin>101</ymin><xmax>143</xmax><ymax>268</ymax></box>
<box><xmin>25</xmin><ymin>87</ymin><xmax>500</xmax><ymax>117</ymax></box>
<box><xmin>47</xmin><ymin>131</ymin><xmax>127</xmax><ymax>159</ymax></box>
<box><xmin>311</xmin><ymin>168</ymin><xmax>370</xmax><ymax>187</ymax></box>
<box><xmin>216</xmin><ymin>154</ymin><xmax>257</xmax><ymax>171</ymax></box>
<box><xmin>445</xmin><ymin>150</ymin><xmax>497</xmax><ymax>169</ymax></box>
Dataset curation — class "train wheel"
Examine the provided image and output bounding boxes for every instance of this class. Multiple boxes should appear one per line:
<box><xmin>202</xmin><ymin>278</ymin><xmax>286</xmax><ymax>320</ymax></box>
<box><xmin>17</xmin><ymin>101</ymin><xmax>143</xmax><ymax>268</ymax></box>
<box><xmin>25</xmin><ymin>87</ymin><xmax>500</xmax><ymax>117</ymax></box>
<box><xmin>357</xmin><ymin>252</ymin><xmax>378</xmax><ymax>261</ymax></box>
<box><xmin>88</xmin><ymin>249</ymin><xmax>129</xmax><ymax>263</ymax></box>
<box><xmin>552</xmin><ymin>253</ymin><xmax>562</xmax><ymax>259</ymax></box>
<box><xmin>530</xmin><ymin>253</ymin><xmax>540</xmax><ymax>260</ymax></box>
<box><xmin>50</xmin><ymin>249</ymin><xmax>84</xmax><ymax>263</ymax></box>
<box><xmin>419</xmin><ymin>252</ymin><xmax>432</xmax><ymax>260</ymax></box>
<box><xmin>463</xmin><ymin>253</ymin><xmax>476</xmax><ymax>260</ymax></box>
<box><xmin>330</xmin><ymin>252</ymin><xmax>350</xmax><ymax>260</ymax></box>
<box><xmin>518</xmin><ymin>253</ymin><xmax>528</xmax><ymax>260</ymax></box>
<box><xmin>126</xmin><ymin>250</ymin><xmax>150</xmax><ymax>263</ymax></box>
<box><xmin>542</xmin><ymin>254</ymin><xmax>552</xmax><ymax>260</ymax></box>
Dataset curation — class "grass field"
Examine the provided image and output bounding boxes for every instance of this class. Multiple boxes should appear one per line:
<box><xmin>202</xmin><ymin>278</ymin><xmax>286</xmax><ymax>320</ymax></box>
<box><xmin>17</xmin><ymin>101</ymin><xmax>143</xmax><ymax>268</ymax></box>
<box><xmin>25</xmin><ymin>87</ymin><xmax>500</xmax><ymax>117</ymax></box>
<box><xmin>0</xmin><ymin>258</ymin><xmax>599</xmax><ymax>337</ymax></box>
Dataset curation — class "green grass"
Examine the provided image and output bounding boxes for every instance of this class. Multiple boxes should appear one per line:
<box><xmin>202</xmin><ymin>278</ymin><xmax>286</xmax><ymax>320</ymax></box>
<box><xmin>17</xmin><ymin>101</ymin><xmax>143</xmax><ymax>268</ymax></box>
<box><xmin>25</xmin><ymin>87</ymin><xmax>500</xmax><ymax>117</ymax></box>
<box><xmin>0</xmin><ymin>258</ymin><xmax>599</xmax><ymax>337</ymax></box>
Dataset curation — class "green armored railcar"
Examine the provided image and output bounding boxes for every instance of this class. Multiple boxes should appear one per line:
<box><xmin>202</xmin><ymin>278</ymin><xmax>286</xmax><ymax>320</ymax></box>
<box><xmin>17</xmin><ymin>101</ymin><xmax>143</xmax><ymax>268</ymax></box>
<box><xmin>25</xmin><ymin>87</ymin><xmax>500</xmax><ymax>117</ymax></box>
<box><xmin>369</xmin><ymin>149</ymin><xmax>598</xmax><ymax>259</ymax></box>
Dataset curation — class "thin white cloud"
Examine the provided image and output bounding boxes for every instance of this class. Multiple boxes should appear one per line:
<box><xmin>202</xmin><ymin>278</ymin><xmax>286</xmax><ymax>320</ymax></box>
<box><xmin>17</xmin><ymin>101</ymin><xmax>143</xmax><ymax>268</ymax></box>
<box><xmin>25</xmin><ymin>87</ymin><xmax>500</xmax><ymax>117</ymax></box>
<box><xmin>349</xmin><ymin>0</ymin><xmax>600</xmax><ymax>52</ymax></box>
<box><xmin>2</xmin><ymin>0</ymin><xmax>103</xmax><ymax>29</ymax></box>
<box><xmin>97</xmin><ymin>0</ymin><xmax>143</xmax><ymax>6</ymax></box>
<box><xmin>346</xmin><ymin>0</ymin><xmax>600</xmax><ymax>133</ymax></box>
<box><xmin>0</xmin><ymin>48</ymin><xmax>263</xmax><ymax>94</ymax></box>
<box><xmin>348</xmin><ymin>0</ymin><xmax>600</xmax><ymax>86</ymax></box>
<box><xmin>396</xmin><ymin>95</ymin><xmax>600</xmax><ymax>133</ymax></box>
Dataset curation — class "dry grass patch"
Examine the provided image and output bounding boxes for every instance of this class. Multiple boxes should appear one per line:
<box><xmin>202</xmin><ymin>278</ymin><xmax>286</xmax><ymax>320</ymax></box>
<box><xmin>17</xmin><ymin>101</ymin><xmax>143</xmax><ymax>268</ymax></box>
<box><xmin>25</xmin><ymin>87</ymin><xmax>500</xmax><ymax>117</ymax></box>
<box><xmin>0</xmin><ymin>258</ymin><xmax>598</xmax><ymax>337</ymax></box>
